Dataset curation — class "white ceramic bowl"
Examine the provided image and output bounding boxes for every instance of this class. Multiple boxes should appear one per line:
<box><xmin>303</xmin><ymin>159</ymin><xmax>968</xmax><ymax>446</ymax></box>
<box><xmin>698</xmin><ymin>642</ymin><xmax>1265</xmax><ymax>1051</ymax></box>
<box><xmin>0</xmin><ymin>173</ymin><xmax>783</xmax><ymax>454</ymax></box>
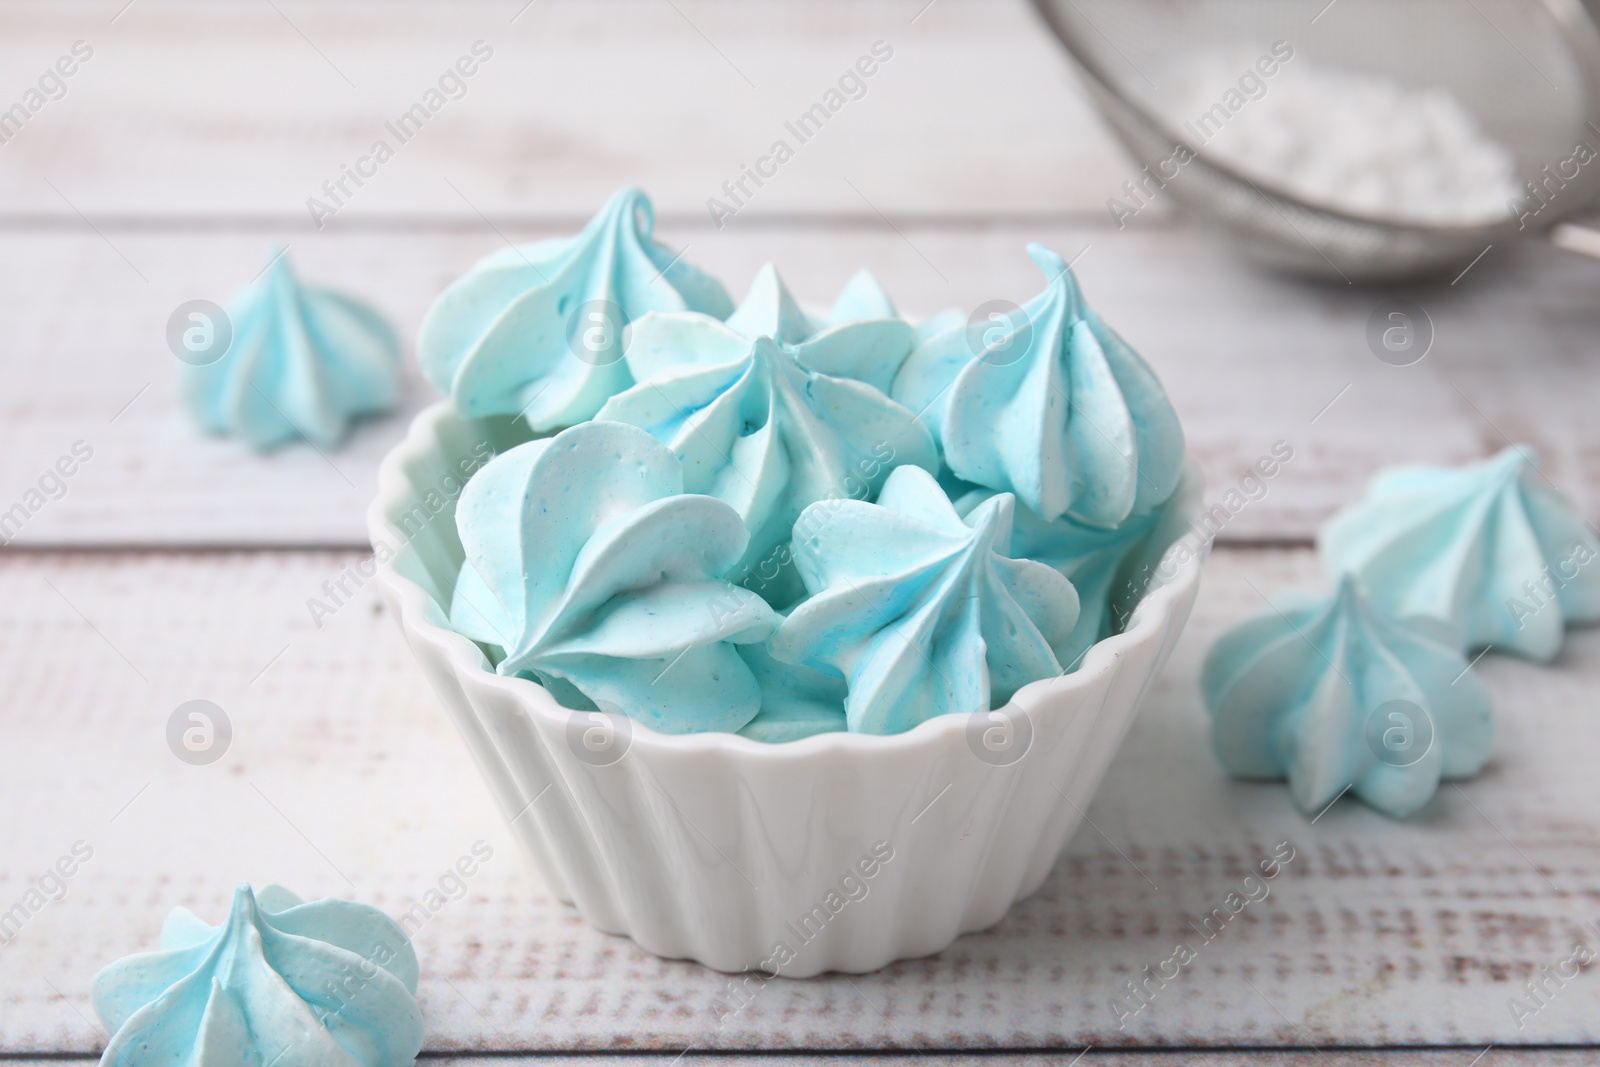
<box><xmin>370</xmin><ymin>400</ymin><xmax>1207</xmax><ymax>977</ymax></box>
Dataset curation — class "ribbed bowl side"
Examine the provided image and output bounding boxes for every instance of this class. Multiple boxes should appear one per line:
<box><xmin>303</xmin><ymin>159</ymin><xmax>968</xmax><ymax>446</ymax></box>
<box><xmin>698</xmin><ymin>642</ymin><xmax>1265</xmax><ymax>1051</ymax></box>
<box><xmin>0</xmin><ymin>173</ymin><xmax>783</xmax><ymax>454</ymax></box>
<box><xmin>371</xmin><ymin>401</ymin><xmax>1208</xmax><ymax>976</ymax></box>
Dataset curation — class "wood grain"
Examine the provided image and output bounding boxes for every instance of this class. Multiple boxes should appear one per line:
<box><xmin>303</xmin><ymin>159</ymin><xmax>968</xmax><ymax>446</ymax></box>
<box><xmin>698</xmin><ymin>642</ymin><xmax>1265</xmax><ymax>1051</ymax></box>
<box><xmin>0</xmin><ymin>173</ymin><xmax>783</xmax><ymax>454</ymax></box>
<box><xmin>7</xmin><ymin>1056</ymin><xmax>1599</xmax><ymax>1066</ymax></box>
<box><xmin>0</xmin><ymin>0</ymin><xmax>1127</xmax><ymax>223</ymax></box>
<box><xmin>2</xmin><ymin>547</ymin><xmax>1597</xmax><ymax>1053</ymax></box>
<box><xmin>2</xmin><ymin>222</ymin><xmax>1596</xmax><ymax>548</ymax></box>
<box><xmin>394</xmin><ymin>1057</ymin><xmax>1600</xmax><ymax>1066</ymax></box>
<box><xmin>3</xmin><ymin>2</ymin><xmax>1599</xmax><ymax>1060</ymax></box>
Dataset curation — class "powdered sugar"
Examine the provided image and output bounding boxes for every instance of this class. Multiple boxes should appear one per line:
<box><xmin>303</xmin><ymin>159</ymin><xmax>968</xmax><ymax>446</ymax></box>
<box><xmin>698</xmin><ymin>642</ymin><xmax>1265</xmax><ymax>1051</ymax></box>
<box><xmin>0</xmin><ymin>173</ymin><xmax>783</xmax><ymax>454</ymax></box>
<box><xmin>1174</xmin><ymin>55</ymin><xmax>1520</xmax><ymax>225</ymax></box>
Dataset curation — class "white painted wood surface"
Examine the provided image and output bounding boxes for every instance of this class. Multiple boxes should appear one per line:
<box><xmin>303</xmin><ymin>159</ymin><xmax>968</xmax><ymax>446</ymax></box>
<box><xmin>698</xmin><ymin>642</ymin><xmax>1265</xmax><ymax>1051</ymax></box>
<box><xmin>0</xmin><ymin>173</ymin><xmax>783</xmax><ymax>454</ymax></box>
<box><xmin>3</xmin><ymin>550</ymin><xmax>1599</xmax><ymax>1054</ymax></box>
<box><xmin>2</xmin><ymin>224</ymin><xmax>1596</xmax><ymax>547</ymax></box>
<box><xmin>1</xmin><ymin>0</ymin><xmax>1599</xmax><ymax>1059</ymax></box>
<box><xmin>0</xmin><ymin>0</ymin><xmax>1124</xmax><ymax>222</ymax></box>
<box><xmin>360</xmin><ymin>1056</ymin><xmax>1600</xmax><ymax>1065</ymax></box>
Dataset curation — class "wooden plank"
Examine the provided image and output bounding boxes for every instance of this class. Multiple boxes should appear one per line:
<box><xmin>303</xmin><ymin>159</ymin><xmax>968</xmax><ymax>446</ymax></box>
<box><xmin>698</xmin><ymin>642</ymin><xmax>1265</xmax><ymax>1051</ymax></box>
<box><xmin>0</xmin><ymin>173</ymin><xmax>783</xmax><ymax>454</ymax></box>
<box><xmin>208</xmin><ymin>1056</ymin><xmax>1600</xmax><ymax>1066</ymax></box>
<box><xmin>412</xmin><ymin>1055</ymin><xmax>1600</xmax><ymax>1062</ymax></box>
<box><xmin>0</xmin><ymin>222</ymin><xmax>1594</xmax><ymax>547</ymax></box>
<box><xmin>394</xmin><ymin>1057</ymin><xmax>1600</xmax><ymax>1066</ymax></box>
<box><xmin>7</xmin><ymin>1056</ymin><xmax>1598</xmax><ymax>1067</ymax></box>
<box><xmin>3</xmin><ymin>546</ymin><xmax>1599</xmax><ymax>1053</ymax></box>
<box><xmin>0</xmin><ymin>0</ymin><xmax>1128</xmax><ymax>222</ymax></box>
<box><xmin>14</xmin><ymin>1056</ymin><xmax>1600</xmax><ymax>1065</ymax></box>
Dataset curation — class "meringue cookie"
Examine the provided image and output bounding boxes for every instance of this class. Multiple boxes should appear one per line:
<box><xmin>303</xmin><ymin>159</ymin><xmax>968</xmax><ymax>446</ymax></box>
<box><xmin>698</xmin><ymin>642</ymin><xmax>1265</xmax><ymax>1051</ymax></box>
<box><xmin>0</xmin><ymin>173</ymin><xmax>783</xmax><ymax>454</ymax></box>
<box><xmin>892</xmin><ymin>243</ymin><xmax>1184</xmax><ymax>527</ymax></box>
<box><xmin>736</xmin><ymin>642</ymin><xmax>848</xmax><ymax>742</ymax></box>
<box><xmin>418</xmin><ymin>187</ymin><xmax>733</xmax><ymax>429</ymax></box>
<box><xmin>956</xmin><ymin>487</ymin><xmax>1160</xmax><ymax>672</ymax></box>
<box><xmin>822</xmin><ymin>268</ymin><xmax>899</xmax><ymax>327</ymax></box>
<box><xmin>772</xmin><ymin>464</ymin><xmax>1080</xmax><ymax>735</ymax></box>
<box><xmin>1203</xmin><ymin>576</ymin><xmax>1494</xmax><ymax>818</ymax></box>
<box><xmin>1321</xmin><ymin>445</ymin><xmax>1600</xmax><ymax>661</ymax></box>
<box><xmin>179</xmin><ymin>252</ymin><xmax>401</xmax><ymax>451</ymax></box>
<box><xmin>449</xmin><ymin>420</ymin><xmax>780</xmax><ymax>733</ymax></box>
<box><xmin>821</xmin><ymin>268</ymin><xmax>963</xmax><ymax>369</ymax></box>
<box><xmin>692</xmin><ymin>262</ymin><xmax>919</xmax><ymax>395</ymax></box>
<box><xmin>596</xmin><ymin>310</ymin><xmax>938</xmax><ymax>607</ymax></box>
<box><xmin>93</xmin><ymin>884</ymin><xmax>421</xmax><ymax>1067</ymax></box>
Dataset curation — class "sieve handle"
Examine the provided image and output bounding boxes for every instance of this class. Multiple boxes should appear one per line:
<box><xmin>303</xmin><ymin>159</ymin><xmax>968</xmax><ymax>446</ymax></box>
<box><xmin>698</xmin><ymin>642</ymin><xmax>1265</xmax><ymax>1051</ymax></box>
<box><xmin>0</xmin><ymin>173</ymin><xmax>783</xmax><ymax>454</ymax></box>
<box><xmin>1550</xmin><ymin>218</ymin><xmax>1600</xmax><ymax>260</ymax></box>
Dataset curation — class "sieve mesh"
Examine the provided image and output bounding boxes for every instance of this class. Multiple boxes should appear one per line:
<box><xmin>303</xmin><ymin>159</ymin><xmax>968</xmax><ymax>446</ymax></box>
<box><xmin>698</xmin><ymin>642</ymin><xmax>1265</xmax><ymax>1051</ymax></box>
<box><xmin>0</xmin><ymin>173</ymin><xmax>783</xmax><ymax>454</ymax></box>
<box><xmin>1031</xmin><ymin>0</ymin><xmax>1600</xmax><ymax>280</ymax></box>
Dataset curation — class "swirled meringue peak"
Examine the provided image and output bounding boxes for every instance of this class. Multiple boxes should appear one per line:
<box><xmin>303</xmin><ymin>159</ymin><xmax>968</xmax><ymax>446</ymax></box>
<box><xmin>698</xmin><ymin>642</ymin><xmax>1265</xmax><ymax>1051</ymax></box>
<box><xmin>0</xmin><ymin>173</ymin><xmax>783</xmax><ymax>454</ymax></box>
<box><xmin>596</xmin><ymin>302</ymin><xmax>938</xmax><ymax>607</ymax></box>
<box><xmin>92</xmin><ymin>883</ymin><xmax>421</xmax><ymax>1067</ymax></box>
<box><xmin>771</xmin><ymin>464</ymin><xmax>1080</xmax><ymax>735</ymax></box>
<box><xmin>821</xmin><ymin>268</ymin><xmax>963</xmax><ymax>366</ymax></box>
<box><xmin>823</xmin><ymin>268</ymin><xmax>898</xmax><ymax>327</ymax></box>
<box><xmin>701</xmin><ymin>262</ymin><xmax>919</xmax><ymax>394</ymax></box>
<box><xmin>448</xmin><ymin>420</ymin><xmax>780</xmax><ymax>733</ymax></box>
<box><xmin>956</xmin><ymin>487</ymin><xmax>1160</xmax><ymax>673</ymax></box>
<box><xmin>418</xmin><ymin>187</ymin><xmax>734</xmax><ymax>429</ymax></box>
<box><xmin>1203</xmin><ymin>576</ymin><xmax>1493</xmax><ymax>818</ymax></box>
<box><xmin>179</xmin><ymin>252</ymin><xmax>401</xmax><ymax>451</ymax></box>
<box><xmin>892</xmin><ymin>243</ymin><xmax>1184</xmax><ymax>527</ymax></box>
<box><xmin>1320</xmin><ymin>445</ymin><xmax>1600</xmax><ymax>662</ymax></box>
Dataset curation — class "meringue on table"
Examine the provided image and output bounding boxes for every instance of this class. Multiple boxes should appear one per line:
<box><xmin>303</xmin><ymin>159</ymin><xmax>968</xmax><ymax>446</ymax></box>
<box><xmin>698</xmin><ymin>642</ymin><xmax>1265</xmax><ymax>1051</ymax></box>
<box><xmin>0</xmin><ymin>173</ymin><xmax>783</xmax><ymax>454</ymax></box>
<box><xmin>1320</xmin><ymin>444</ymin><xmax>1600</xmax><ymax>661</ymax></box>
<box><xmin>178</xmin><ymin>251</ymin><xmax>401</xmax><ymax>451</ymax></box>
<box><xmin>92</xmin><ymin>884</ymin><xmax>421</xmax><ymax>1067</ymax></box>
<box><xmin>1203</xmin><ymin>576</ymin><xmax>1493</xmax><ymax>819</ymax></box>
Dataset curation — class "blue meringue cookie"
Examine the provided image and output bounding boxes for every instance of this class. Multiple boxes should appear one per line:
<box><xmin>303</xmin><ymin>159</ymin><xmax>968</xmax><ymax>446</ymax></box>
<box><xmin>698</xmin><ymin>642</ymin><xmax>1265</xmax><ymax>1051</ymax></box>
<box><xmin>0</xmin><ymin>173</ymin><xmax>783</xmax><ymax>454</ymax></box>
<box><xmin>595</xmin><ymin>308</ymin><xmax>938</xmax><ymax>607</ymax></box>
<box><xmin>698</xmin><ymin>263</ymin><xmax>919</xmax><ymax>395</ymax></box>
<box><xmin>449</xmin><ymin>420</ymin><xmax>780</xmax><ymax>733</ymax></box>
<box><xmin>891</xmin><ymin>243</ymin><xmax>1185</xmax><ymax>527</ymax></box>
<box><xmin>822</xmin><ymin>268</ymin><xmax>899</xmax><ymax>327</ymax></box>
<box><xmin>179</xmin><ymin>252</ymin><xmax>401</xmax><ymax>451</ymax></box>
<box><xmin>914</xmin><ymin>307</ymin><xmax>966</xmax><ymax>345</ymax></box>
<box><xmin>735</xmin><ymin>642</ymin><xmax>848</xmax><ymax>743</ymax></box>
<box><xmin>772</xmin><ymin>464</ymin><xmax>1080</xmax><ymax>735</ymax></box>
<box><xmin>93</xmin><ymin>884</ymin><xmax>421</xmax><ymax>1067</ymax></box>
<box><xmin>956</xmin><ymin>487</ymin><xmax>1161</xmax><ymax>672</ymax></box>
<box><xmin>821</xmin><ymin>268</ymin><xmax>963</xmax><ymax>369</ymax></box>
<box><xmin>1203</xmin><ymin>576</ymin><xmax>1494</xmax><ymax>818</ymax></box>
<box><xmin>1321</xmin><ymin>445</ymin><xmax>1600</xmax><ymax>662</ymax></box>
<box><xmin>418</xmin><ymin>187</ymin><xmax>733</xmax><ymax>429</ymax></box>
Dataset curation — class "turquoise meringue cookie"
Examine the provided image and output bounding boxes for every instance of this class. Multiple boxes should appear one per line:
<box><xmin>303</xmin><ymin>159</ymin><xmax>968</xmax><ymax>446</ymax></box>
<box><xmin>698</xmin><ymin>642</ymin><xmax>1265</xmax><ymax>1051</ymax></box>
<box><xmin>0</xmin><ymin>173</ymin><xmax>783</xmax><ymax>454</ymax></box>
<box><xmin>891</xmin><ymin>243</ymin><xmax>1184</xmax><ymax>528</ymax></box>
<box><xmin>595</xmin><ymin>299</ymin><xmax>938</xmax><ymax>608</ymax></box>
<box><xmin>93</xmin><ymin>884</ymin><xmax>421</xmax><ymax>1067</ymax></box>
<box><xmin>822</xmin><ymin>268</ymin><xmax>899</xmax><ymax>328</ymax></box>
<box><xmin>735</xmin><ymin>642</ymin><xmax>848</xmax><ymax>742</ymax></box>
<box><xmin>449</xmin><ymin>420</ymin><xmax>780</xmax><ymax>733</ymax></box>
<box><xmin>695</xmin><ymin>262</ymin><xmax>919</xmax><ymax>394</ymax></box>
<box><xmin>772</xmin><ymin>464</ymin><xmax>1080</xmax><ymax>735</ymax></box>
<box><xmin>179</xmin><ymin>252</ymin><xmax>401</xmax><ymax>451</ymax></box>
<box><xmin>956</xmin><ymin>487</ymin><xmax>1160</xmax><ymax>672</ymax></box>
<box><xmin>820</xmin><ymin>268</ymin><xmax>963</xmax><ymax>373</ymax></box>
<box><xmin>418</xmin><ymin>187</ymin><xmax>733</xmax><ymax>429</ymax></box>
<box><xmin>1203</xmin><ymin>576</ymin><xmax>1494</xmax><ymax>819</ymax></box>
<box><xmin>1320</xmin><ymin>445</ymin><xmax>1600</xmax><ymax>662</ymax></box>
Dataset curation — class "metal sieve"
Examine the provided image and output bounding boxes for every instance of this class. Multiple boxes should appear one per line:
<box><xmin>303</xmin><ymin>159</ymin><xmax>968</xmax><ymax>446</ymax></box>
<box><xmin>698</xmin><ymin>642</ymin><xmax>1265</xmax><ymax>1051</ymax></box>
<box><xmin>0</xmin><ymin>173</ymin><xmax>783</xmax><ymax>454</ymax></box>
<box><xmin>1030</xmin><ymin>0</ymin><xmax>1600</xmax><ymax>282</ymax></box>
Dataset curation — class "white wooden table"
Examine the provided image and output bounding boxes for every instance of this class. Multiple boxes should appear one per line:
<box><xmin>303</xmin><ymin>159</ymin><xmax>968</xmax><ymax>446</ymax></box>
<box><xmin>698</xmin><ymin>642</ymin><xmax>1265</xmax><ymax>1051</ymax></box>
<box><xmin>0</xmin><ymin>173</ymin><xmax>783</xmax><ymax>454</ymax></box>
<box><xmin>2</xmin><ymin>2</ymin><xmax>1599</xmax><ymax>1063</ymax></box>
